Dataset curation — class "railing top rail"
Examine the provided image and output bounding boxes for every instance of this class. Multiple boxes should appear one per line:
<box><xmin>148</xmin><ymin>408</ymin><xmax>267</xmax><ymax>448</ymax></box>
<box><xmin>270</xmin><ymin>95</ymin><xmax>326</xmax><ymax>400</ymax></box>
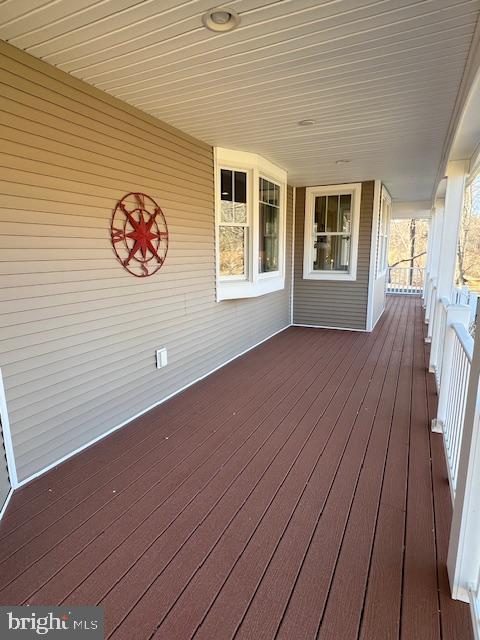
<box><xmin>452</xmin><ymin>322</ymin><xmax>474</xmax><ymax>363</ymax></box>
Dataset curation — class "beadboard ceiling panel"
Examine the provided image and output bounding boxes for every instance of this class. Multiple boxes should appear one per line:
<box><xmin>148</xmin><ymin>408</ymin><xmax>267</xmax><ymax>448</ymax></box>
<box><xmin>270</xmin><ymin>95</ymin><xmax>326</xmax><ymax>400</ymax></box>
<box><xmin>0</xmin><ymin>0</ymin><xmax>479</xmax><ymax>200</ymax></box>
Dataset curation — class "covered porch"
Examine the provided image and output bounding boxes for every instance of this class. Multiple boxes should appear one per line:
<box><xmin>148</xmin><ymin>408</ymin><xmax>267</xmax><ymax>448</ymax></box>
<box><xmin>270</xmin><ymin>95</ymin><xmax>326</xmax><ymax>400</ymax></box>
<box><xmin>0</xmin><ymin>296</ymin><xmax>473</xmax><ymax>639</ymax></box>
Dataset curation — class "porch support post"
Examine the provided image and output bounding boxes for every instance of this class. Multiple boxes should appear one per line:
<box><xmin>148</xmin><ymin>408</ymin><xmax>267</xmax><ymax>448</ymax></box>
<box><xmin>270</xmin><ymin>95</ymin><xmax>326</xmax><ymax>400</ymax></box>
<box><xmin>423</xmin><ymin>211</ymin><xmax>435</xmax><ymax>304</ymax></box>
<box><xmin>447</xmin><ymin>306</ymin><xmax>480</xmax><ymax>603</ymax></box>
<box><xmin>428</xmin><ymin>162</ymin><xmax>467</xmax><ymax>364</ymax></box>
<box><xmin>425</xmin><ymin>202</ymin><xmax>443</xmax><ymax>334</ymax></box>
<box><xmin>436</xmin><ymin>161</ymin><xmax>468</xmax><ymax>301</ymax></box>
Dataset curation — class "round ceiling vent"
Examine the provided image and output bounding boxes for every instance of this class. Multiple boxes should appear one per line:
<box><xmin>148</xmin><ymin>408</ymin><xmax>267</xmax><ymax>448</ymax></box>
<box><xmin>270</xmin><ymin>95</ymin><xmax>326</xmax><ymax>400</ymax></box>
<box><xmin>202</xmin><ymin>7</ymin><xmax>240</xmax><ymax>32</ymax></box>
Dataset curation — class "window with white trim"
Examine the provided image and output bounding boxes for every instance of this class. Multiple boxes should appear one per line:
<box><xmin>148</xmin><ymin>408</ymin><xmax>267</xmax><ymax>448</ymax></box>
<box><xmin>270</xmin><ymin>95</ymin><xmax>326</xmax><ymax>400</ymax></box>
<box><xmin>376</xmin><ymin>186</ymin><xmax>391</xmax><ymax>277</ymax></box>
<box><xmin>219</xmin><ymin>169</ymin><xmax>248</xmax><ymax>279</ymax></box>
<box><xmin>215</xmin><ymin>148</ymin><xmax>287</xmax><ymax>300</ymax></box>
<box><xmin>303</xmin><ymin>183</ymin><xmax>362</xmax><ymax>281</ymax></box>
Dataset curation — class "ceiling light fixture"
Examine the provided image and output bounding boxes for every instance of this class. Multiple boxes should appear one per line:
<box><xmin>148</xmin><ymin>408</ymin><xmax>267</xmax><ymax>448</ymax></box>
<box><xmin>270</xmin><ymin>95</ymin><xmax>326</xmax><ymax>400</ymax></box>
<box><xmin>298</xmin><ymin>119</ymin><xmax>316</xmax><ymax>126</ymax></box>
<box><xmin>202</xmin><ymin>7</ymin><xmax>240</xmax><ymax>32</ymax></box>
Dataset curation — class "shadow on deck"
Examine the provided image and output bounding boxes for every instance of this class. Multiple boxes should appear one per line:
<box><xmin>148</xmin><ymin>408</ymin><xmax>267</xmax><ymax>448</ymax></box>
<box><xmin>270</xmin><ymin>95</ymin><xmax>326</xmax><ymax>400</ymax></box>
<box><xmin>0</xmin><ymin>296</ymin><xmax>473</xmax><ymax>639</ymax></box>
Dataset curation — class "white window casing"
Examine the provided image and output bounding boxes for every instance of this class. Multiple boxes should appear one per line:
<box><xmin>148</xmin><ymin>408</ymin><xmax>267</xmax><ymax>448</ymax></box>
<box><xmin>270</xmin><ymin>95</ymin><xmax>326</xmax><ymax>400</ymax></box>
<box><xmin>302</xmin><ymin>183</ymin><xmax>362</xmax><ymax>282</ymax></box>
<box><xmin>214</xmin><ymin>147</ymin><xmax>287</xmax><ymax>301</ymax></box>
<box><xmin>376</xmin><ymin>185</ymin><xmax>392</xmax><ymax>278</ymax></box>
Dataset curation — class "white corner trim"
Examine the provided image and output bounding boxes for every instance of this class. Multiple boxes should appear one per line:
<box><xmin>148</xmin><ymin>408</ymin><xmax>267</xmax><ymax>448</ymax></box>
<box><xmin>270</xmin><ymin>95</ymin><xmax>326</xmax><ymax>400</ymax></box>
<box><xmin>302</xmin><ymin>183</ymin><xmax>362</xmax><ymax>282</ymax></box>
<box><xmin>292</xmin><ymin>322</ymin><xmax>367</xmax><ymax>332</ymax></box>
<box><xmin>16</xmin><ymin>324</ymin><xmax>292</xmax><ymax>490</ymax></box>
<box><xmin>0</xmin><ymin>367</ymin><xmax>18</xmax><ymax>489</ymax></box>
<box><xmin>366</xmin><ymin>180</ymin><xmax>383</xmax><ymax>332</ymax></box>
<box><xmin>290</xmin><ymin>186</ymin><xmax>296</xmax><ymax>325</ymax></box>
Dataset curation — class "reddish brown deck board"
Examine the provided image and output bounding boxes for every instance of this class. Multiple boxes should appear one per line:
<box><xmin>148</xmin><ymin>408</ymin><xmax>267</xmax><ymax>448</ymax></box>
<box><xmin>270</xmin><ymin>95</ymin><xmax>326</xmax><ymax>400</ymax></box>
<box><xmin>24</xmin><ymin>326</ymin><xmax>355</xmax><ymax>606</ymax></box>
<box><xmin>0</xmin><ymin>296</ymin><xmax>473</xmax><ymax>640</ymax></box>
<box><xmin>401</xmin><ymin>301</ymin><xmax>441</xmax><ymax>640</ymax></box>
<box><xmin>359</xmin><ymin>295</ymin><xmax>415</xmax><ymax>640</ymax></box>
<box><xmin>1</xmin><ymin>327</ymin><xmax>346</xmax><ymax>597</ymax></box>
<box><xmin>1</xmin><ymin>327</ymin><xmax>314</xmax><ymax>534</ymax></box>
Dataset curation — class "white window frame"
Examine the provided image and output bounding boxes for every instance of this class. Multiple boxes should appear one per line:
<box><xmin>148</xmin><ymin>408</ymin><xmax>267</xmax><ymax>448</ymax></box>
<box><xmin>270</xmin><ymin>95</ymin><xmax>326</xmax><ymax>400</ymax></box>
<box><xmin>302</xmin><ymin>183</ymin><xmax>362</xmax><ymax>281</ymax></box>
<box><xmin>376</xmin><ymin>186</ymin><xmax>391</xmax><ymax>278</ymax></box>
<box><xmin>214</xmin><ymin>148</ymin><xmax>287</xmax><ymax>301</ymax></box>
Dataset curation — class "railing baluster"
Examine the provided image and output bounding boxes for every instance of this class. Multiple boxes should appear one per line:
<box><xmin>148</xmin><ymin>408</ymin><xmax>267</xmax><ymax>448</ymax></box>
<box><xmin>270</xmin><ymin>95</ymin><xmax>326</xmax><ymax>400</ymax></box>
<box><xmin>387</xmin><ymin>266</ymin><xmax>425</xmax><ymax>295</ymax></box>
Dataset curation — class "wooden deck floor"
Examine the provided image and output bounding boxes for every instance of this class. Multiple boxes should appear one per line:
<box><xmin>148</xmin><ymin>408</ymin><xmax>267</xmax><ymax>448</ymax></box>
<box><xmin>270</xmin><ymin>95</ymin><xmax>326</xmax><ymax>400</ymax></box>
<box><xmin>0</xmin><ymin>296</ymin><xmax>473</xmax><ymax>639</ymax></box>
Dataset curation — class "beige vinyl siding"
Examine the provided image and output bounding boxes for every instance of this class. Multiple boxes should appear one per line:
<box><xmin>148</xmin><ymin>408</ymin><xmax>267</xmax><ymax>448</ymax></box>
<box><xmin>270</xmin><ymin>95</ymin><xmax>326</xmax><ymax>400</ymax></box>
<box><xmin>293</xmin><ymin>182</ymin><xmax>374</xmax><ymax>330</ymax></box>
<box><xmin>0</xmin><ymin>421</ymin><xmax>9</xmax><ymax>508</ymax></box>
<box><xmin>0</xmin><ymin>41</ymin><xmax>292</xmax><ymax>482</ymax></box>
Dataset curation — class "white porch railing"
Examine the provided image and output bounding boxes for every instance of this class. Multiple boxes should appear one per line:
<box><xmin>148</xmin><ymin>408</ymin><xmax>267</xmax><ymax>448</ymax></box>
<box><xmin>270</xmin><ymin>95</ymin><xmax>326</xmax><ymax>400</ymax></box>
<box><xmin>453</xmin><ymin>285</ymin><xmax>479</xmax><ymax>327</ymax></box>
<box><xmin>432</xmin><ymin>315</ymin><xmax>473</xmax><ymax>498</ymax></box>
<box><xmin>426</xmin><ymin>277</ymin><xmax>480</xmax><ymax>628</ymax></box>
<box><xmin>387</xmin><ymin>266</ymin><xmax>424</xmax><ymax>294</ymax></box>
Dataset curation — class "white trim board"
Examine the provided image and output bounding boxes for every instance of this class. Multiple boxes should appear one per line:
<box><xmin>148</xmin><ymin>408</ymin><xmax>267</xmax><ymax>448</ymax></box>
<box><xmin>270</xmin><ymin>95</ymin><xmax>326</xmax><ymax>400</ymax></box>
<box><xmin>0</xmin><ymin>367</ymin><xmax>18</xmax><ymax>488</ymax></box>
<box><xmin>292</xmin><ymin>323</ymin><xmax>367</xmax><ymax>332</ymax></box>
<box><xmin>290</xmin><ymin>186</ymin><xmax>296</xmax><ymax>325</ymax></box>
<box><xmin>366</xmin><ymin>179</ymin><xmax>382</xmax><ymax>332</ymax></box>
<box><xmin>0</xmin><ymin>487</ymin><xmax>13</xmax><ymax>521</ymax></box>
<box><xmin>16</xmin><ymin>324</ymin><xmax>291</xmax><ymax>490</ymax></box>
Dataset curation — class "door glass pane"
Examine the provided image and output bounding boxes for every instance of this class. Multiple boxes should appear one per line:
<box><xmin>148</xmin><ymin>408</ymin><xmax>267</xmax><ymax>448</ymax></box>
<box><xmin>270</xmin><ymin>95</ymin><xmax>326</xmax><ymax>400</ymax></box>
<box><xmin>259</xmin><ymin>202</ymin><xmax>279</xmax><ymax>273</ymax></box>
<box><xmin>313</xmin><ymin>235</ymin><xmax>350</xmax><ymax>271</ymax></box>
<box><xmin>219</xmin><ymin>226</ymin><xmax>246</xmax><ymax>276</ymax></box>
<box><xmin>314</xmin><ymin>196</ymin><xmax>326</xmax><ymax>233</ymax></box>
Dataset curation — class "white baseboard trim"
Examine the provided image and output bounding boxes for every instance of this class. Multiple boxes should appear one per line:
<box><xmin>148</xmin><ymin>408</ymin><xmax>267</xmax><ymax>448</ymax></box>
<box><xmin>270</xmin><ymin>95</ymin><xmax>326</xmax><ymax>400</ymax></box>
<box><xmin>16</xmin><ymin>324</ymin><xmax>291</xmax><ymax>490</ymax></box>
<box><xmin>0</xmin><ymin>487</ymin><xmax>13</xmax><ymax>521</ymax></box>
<box><xmin>292</xmin><ymin>323</ymin><xmax>367</xmax><ymax>332</ymax></box>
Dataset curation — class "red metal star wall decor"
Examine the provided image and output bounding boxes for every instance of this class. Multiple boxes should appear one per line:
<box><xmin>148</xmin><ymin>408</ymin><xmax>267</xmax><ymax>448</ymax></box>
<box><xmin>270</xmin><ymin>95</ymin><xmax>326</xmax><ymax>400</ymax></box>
<box><xmin>111</xmin><ymin>192</ymin><xmax>169</xmax><ymax>277</ymax></box>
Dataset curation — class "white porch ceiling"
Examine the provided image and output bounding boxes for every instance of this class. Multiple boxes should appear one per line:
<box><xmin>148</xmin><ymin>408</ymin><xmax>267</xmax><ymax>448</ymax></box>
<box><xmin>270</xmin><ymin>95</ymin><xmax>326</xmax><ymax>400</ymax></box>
<box><xmin>0</xmin><ymin>0</ymin><xmax>479</xmax><ymax>200</ymax></box>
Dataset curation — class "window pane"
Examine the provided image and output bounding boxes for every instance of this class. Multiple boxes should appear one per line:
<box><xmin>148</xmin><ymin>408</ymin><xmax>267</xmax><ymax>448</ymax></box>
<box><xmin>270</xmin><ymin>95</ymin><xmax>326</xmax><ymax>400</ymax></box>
<box><xmin>219</xmin><ymin>226</ymin><xmax>246</xmax><ymax>276</ymax></box>
<box><xmin>234</xmin><ymin>171</ymin><xmax>246</xmax><ymax>203</ymax></box>
<box><xmin>313</xmin><ymin>235</ymin><xmax>350</xmax><ymax>271</ymax></box>
<box><xmin>326</xmin><ymin>195</ymin><xmax>339</xmax><ymax>232</ymax></box>
<box><xmin>221</xmin><ymin>169</ymin><xmax>247</xmax><ymax>223</ymax></box>
<box><xmin>260</xmin><ymin>178</ymin><xmax>278</xmax><ymax>206</ymax></box>
<box><xmin>221</xmin><ymin>201</ymin><xmax>234</xmax><ymax>223</ymax></box>
<box><xmin>259</xmin><ymin>203</ymin><xmax>279</xmax><ymax>273</ymax></box>
<box><xmin>221</xmin><ymin>169</ymin><xmax>232</xmax><ymax>201</ymax></box>
<box><xmin>314</xmin><ymin>196</ymin><xmax>326</xmax><ymax>232</ymax></box>
<box><xmin>273</xmin><ymin>183</ymin><xmax>280</xmax><ymax>207</ymax></box>
<box><xmin>339</xmin><ymin>194</ymin><xmax>352</xmax><ymax>233</ymax></box>
<box><xmin>234</xmin><ymin>203</ymin><xmax>247</xmax><ymax>224</ymax></box>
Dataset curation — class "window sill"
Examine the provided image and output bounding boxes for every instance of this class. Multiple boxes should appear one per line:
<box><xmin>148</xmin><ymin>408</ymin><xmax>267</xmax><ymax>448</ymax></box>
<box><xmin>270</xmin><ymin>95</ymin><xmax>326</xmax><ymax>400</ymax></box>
<box><xmin>303</xmin><ymin>270</ymin><xmax>357</xmax><ymax>282</ymax></box>
<box><xmin>217</xmin><ymin>275</ymin><xmax>285</xmax><ymax>301</ymax></box>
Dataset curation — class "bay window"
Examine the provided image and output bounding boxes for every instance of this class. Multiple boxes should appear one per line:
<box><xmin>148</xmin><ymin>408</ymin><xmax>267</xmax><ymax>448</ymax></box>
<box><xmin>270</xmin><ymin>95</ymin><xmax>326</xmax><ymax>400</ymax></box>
<box><xmin>215</xmin><ymin>148</ymin><xmax>287</xmax><ymax>300</ymax></box>
<box><xmin>303</xmin><ymin>183</ymin><xmax>362</xmax><ymax>281</ymax></box>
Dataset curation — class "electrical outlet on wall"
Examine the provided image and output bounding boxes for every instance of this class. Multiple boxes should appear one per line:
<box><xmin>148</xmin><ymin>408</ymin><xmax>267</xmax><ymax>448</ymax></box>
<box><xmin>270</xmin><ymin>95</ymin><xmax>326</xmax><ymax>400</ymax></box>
<box><xmin>156</xmin><ymin>348</ymin><xmax>168</xmax><ymax>369</ymax></box>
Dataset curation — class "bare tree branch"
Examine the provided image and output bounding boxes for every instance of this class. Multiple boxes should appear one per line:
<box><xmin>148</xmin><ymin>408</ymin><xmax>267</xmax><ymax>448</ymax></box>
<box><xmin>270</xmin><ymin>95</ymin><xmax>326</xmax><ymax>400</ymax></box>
<box><xmin>389</xmin><ymin>252</ymin><xmax>426</xmax><ymax>268</ymax></box>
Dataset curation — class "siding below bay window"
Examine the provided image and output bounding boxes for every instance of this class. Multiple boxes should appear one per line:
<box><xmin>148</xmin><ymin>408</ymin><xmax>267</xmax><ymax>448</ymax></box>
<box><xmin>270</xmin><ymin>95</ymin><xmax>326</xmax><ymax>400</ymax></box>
<box><xmin>0</xmin><ymin>41</ymin><xmax>293</xmax><ymax>482</ymax></box>
<box><xmin>293</xmin><ymin>182</ymin><xmax>374</xmax><ymax>330</ymax></box>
